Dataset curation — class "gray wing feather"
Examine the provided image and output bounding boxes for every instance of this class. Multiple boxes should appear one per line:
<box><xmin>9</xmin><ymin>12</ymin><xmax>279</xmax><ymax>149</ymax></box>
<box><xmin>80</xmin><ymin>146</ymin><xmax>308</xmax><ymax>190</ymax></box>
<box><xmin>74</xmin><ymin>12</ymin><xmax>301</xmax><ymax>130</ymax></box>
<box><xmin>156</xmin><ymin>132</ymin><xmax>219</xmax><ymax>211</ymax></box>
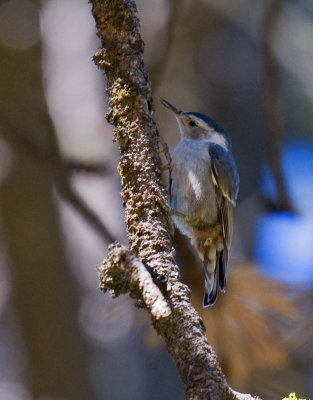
<box><xmin>208</xmin><ymin>144</ymin><xmax>239</xmax><ymax>259</ymax></box>
<box><xmin>209</xmin><ymin>144</ymin><xmax>239</xmax><ymax>207</ymax></box>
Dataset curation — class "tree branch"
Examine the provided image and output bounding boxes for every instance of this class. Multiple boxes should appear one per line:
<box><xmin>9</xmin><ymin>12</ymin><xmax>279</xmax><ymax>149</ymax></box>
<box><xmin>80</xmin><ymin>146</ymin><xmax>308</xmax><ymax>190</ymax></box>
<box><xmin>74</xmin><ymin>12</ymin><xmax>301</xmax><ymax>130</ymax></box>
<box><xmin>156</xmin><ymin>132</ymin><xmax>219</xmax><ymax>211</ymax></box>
<box><xmin>65</xmin><ymin>159</ymin><xmax>108</xmax><ymax>175</ymax></box>
<box><xmin>57</xmin><ymin>176</ymin><xmax>116</xmax><ymax>243</ymax></box>
<box><xmin>90</xmin><ymin>1</ymin><xmax>261</xmax><ymax>399</ymax></box>
<box><xmin>99</xmin><ymin>243</ymin><xmax>171</xmax><ymax>318</ymax></box>
<box><xmin>0</xmin><ymin>113</ymin><xmax>114</xmax><ymax>243</ymax></box>
<box><xmin>150</xmin><ymin>0</ymin><xmax>181</xmax><ymax>89</ymax></box>
<box><xmin>262</xmin><ymin>0</ymin><xmax>294</xmax><ymax>212</ymax></box>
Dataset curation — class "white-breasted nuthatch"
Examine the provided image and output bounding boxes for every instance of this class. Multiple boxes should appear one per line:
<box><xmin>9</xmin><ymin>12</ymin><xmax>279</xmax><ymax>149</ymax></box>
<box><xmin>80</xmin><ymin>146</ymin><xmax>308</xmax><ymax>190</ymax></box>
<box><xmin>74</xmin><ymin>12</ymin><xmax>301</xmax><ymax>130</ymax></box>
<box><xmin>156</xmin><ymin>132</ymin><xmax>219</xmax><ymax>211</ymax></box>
<box><xmin>161</xmin><ymin>98</ymin><xmax>240</xmax><ymax>307</ymax></box>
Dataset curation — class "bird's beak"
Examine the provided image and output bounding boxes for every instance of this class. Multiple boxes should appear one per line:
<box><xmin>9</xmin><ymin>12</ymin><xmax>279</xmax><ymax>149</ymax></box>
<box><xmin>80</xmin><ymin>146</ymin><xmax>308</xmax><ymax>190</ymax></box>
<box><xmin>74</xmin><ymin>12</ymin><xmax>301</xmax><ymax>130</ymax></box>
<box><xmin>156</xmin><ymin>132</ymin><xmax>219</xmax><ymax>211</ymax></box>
<box><xmin>160</xmin><ymin>98</ymin><xmax>182</xmax><ymax>116</ymax></box>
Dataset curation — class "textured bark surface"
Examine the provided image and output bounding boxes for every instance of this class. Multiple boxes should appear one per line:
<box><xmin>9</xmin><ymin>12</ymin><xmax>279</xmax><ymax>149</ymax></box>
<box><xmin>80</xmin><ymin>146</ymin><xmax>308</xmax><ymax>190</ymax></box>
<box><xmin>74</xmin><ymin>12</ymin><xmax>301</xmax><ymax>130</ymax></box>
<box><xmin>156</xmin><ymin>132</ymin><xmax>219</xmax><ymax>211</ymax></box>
<box><xmin>90</xmin><ymin>1</ymin><xmax>261</xmax><ymax>399</ymax></box>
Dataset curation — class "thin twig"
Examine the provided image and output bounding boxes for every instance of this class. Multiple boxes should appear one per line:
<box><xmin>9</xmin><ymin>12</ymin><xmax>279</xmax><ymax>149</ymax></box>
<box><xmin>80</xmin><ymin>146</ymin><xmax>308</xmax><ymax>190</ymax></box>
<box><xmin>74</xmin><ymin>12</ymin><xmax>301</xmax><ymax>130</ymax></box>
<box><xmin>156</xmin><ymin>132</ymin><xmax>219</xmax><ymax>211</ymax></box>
<box><xmin>56</xmin><ymin>176</ymin><xmax>116</xmax><ymax>244</ymax></box>
<box><xmin>65</xmin><ymin>160</ymin><xmax>108</xmax><ymax>175</ymax></box>
<box><xmin>0</xmin><ymin>113</ymin><xmax>114</xmax><ymax>242</ymax></box>
<box><xmin>0</xmin><ymin>111</ymin><xmax>108</xmax><ymax>177</ymax></box>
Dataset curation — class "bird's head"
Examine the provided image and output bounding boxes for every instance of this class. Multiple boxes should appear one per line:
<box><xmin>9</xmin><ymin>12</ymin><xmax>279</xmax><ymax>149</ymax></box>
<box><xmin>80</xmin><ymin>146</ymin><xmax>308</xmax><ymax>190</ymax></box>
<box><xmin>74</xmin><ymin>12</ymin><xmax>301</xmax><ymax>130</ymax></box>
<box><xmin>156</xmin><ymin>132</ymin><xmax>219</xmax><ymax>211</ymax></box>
<box><xmin>160</xmin><ymin>98</ymin><xmax>231</xmax><ymax>149</ymax></box>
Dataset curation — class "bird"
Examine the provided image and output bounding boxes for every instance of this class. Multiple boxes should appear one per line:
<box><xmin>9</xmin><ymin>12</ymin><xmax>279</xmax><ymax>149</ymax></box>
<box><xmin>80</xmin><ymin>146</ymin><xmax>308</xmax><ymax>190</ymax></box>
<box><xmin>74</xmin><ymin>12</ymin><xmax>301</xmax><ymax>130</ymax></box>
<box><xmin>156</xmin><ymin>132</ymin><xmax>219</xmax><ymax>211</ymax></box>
<box><xmin>161</xmin><ymin>98</ymin><xmax>239</xmax><ymax>307</ymax></box>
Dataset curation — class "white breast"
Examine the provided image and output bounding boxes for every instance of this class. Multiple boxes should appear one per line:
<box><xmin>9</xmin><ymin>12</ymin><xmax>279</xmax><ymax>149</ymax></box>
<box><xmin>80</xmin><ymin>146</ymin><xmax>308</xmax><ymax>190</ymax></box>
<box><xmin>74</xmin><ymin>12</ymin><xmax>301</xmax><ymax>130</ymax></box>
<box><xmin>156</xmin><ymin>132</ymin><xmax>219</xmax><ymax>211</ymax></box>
<box><xmin>187</xmin><ymin>169</ymin><xmax>202</xmax><ymax>201</ymax></box>
<box><xmin>170</xmin><ymin>138</ymin><xmax>218</xmax><ymax>224</ymax></box>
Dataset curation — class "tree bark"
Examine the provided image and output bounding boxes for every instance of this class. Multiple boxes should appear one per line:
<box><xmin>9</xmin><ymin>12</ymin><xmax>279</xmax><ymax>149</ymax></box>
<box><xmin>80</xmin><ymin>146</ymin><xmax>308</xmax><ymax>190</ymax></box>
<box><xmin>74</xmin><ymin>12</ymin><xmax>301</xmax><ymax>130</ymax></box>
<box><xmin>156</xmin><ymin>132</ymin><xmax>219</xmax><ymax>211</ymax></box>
<box><xmin>90</xmin><ymin>1</ymin><xmax>261</xmax><ymax>399</ymax></box>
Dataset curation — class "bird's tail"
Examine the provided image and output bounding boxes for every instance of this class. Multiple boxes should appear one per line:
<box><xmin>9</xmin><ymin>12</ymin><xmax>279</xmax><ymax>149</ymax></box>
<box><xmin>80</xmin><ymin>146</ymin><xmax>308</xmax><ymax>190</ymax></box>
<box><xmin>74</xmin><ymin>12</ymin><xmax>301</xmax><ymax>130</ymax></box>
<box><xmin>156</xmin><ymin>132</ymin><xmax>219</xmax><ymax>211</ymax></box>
<box><xmin>202</xmin><ymin>251</ymin><xmax>226</xmax><ymax>307</ymax></box>
<box><xmin>218</xmin><ymin>250</ymin><xmax>226</xmax><ymax>293</ymax></box>
<box><xmin>203</xmin><ymin>264</ymin><xmax>218</xmax><ymax>307</ymax></box>
<box><xmin>195</xmin><ymin>229</ymin><xmax>226</xmax><ymax>307</ymax></box>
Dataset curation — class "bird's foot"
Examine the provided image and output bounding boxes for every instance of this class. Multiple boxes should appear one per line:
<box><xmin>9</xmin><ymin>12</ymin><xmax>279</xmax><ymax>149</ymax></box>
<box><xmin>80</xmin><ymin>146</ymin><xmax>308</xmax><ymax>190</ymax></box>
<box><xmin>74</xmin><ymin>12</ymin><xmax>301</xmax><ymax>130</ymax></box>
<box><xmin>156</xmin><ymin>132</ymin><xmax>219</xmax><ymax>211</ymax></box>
<box><xmin>161</xmin><ymin>163</ymin><xmax>171</xmax><ymax>172</ymax></box>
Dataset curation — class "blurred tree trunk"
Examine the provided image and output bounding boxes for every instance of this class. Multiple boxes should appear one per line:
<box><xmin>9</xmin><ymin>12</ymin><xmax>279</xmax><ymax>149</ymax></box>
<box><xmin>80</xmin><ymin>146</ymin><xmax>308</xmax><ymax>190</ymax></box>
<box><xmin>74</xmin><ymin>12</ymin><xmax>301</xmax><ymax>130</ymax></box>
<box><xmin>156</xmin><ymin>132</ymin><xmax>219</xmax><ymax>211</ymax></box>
<box><xmin>0</xmin><ymin>2</ymin><xmax>92</xmax><ymax>399</ymax></box>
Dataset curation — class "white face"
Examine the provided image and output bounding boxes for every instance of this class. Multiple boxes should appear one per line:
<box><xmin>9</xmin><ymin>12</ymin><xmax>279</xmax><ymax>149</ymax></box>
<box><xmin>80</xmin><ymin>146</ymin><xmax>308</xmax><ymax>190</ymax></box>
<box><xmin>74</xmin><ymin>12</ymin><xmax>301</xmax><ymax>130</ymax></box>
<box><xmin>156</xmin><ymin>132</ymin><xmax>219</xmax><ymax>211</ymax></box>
<box><xmin>176</xmin><ymin>114</ymin><xmax>228</xmax><ymax>148</ymax></box>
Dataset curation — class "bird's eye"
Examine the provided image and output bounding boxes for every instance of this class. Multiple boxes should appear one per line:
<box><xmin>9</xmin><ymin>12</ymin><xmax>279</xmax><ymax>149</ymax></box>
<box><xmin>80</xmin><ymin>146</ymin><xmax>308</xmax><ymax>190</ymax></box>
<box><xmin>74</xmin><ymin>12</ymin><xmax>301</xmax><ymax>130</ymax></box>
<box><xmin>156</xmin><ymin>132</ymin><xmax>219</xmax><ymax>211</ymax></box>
<box><xmin>189</xmin><ymin>120</ymin><xmax>197</xmax><ymax>127</ymax></box>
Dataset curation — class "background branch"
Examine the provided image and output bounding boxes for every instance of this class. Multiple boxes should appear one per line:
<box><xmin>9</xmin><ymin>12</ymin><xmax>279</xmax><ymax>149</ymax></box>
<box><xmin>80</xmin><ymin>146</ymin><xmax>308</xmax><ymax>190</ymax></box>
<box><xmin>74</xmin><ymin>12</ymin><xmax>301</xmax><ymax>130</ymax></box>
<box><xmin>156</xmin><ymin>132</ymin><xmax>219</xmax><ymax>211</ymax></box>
<box><xmin>90</xmin><ymin>1</ymin><xmax>261</xmax><ymax>399</ymax></box>
<box><xmin>0</xmin><ymin>113</ymin><xmax>114</xmax><ymax>243</ymax></box>
<box><xmin>150</xmin><ymin>0</ymin><xmax>181</xmax><ymax>89</ymax></box>
<box><xmin>262</xmin><ymin>0</ymin><xmax>294</xmax><ymax>212</ymax></box>
<box><xmin>56</xmin><ymin>175</ymin><xmax>116</xmax><ymax>243</ymax></box>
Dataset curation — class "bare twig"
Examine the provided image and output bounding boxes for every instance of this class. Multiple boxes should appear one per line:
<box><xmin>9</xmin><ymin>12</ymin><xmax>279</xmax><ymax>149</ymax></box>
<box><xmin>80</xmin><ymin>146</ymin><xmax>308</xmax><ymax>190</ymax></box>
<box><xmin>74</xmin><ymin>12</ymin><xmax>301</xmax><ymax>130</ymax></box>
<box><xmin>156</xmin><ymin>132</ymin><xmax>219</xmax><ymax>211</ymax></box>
<box><xmin>90</xmin><ymin>1</ymin><xmax>261</xmax><ymax>399</ymax></box>
<box><xmin>262</xmin><ymin>0</ymin><xmax>294</xmax><ymax>212</ymax></box>
<box><xmin>65</xmin><ymin>160</ymin><xmax>108</xmax><ymax>175</ymax></box>
<box><xmin>0</xmin><ymin>114</ymin><xmax>114</xmax><ymax>242</ymax></box>
<box><xmin>57</xmin><ymin>176</ymin><xmax>115</xmax><ymax>243</ymax></box>
<box><xmin>0</xmin><ymin>121</ymin><xmax>108</xmax><ymax>177</ymax></box>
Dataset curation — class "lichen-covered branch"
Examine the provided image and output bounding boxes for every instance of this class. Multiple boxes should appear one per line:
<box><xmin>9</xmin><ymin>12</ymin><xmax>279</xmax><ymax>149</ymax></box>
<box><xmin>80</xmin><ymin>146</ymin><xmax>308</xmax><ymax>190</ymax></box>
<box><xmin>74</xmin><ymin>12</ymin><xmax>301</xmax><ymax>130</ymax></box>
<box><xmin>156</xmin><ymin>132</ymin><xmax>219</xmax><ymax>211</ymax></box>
<box><xmin>99</xmin><ymin>243</ymin><xmax>171</xmax><ymax>319</ymax></box>
<box><xmin>90</xmin><ymin>1</ymin><xmax>261</xmax><ymax>399</ymax></box>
